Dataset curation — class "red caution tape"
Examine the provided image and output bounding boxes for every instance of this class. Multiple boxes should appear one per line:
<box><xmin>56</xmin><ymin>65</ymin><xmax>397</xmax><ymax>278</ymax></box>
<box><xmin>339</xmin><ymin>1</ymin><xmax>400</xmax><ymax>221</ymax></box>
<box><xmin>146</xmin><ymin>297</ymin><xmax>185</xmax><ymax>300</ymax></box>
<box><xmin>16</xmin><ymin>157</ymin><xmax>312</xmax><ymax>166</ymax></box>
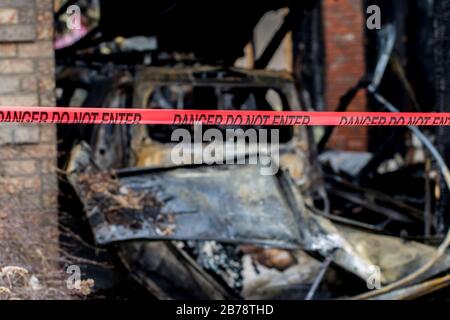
<box><xmin>1</xmin><ymin>107</ymin><xmax>450</xmax><ymax>126</ymax></box>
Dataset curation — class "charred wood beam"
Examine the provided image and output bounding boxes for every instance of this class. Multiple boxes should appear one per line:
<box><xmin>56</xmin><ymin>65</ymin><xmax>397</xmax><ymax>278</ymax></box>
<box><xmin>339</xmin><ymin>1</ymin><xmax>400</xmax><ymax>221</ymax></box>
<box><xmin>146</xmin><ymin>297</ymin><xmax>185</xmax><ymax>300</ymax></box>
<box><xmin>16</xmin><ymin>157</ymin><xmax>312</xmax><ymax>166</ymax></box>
<box><xmin>294</xmin><ymin>1</ymin><xmax>325</xmax><ymax>110</ymax></box>
<box><xmin>317</xmin><ymin>79</ymin><xmax>369</xmax><ymax>152</ymax></box>
<box><xmin>254</xmin><ymin>10</ymin><xmax>301</xmax><ymax>69</ymax></box>
<box><xmin>434</xmin><ymin>0</ymin><xmax>450</xmax><ymax>231</ymax></box>
<box><xmin>325</xmin><ymin>174</ymin><xmax>423</xmax><ymax>221</ymax></box>
<box><xmin>327</xmin><ymin>188</ymin><xmax>413</xmax><ymax>224</ymax></box>
<box><xmin>306</xmin><ymin>203</ymin><xmax>386</xmax><ymax>234</ymax></box>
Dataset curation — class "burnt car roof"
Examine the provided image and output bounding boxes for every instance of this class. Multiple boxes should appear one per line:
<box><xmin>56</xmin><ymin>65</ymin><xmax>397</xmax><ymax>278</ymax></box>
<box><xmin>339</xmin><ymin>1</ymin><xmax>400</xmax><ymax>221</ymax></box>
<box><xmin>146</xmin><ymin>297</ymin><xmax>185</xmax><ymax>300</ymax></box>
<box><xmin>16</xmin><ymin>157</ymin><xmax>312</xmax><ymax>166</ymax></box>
<box><xmin>134</xmin><ymin>66</ymin><xmax>295</xmax><ymax>86</ymax></box>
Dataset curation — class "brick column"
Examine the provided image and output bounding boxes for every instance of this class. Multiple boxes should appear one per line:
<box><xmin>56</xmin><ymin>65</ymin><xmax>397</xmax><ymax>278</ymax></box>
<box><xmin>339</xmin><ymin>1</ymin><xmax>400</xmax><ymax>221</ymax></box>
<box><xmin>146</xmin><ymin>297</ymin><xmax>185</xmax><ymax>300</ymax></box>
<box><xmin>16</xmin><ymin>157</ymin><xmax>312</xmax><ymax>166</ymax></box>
<box><xmin>0</xmin><ymin>0</ymin><xmax>58</xmax><ymax>270</ymax></box>
<box><xmin>323</xmin><ymin>0</ymin><xmax>367</xmax><ymax>151</ymax></box>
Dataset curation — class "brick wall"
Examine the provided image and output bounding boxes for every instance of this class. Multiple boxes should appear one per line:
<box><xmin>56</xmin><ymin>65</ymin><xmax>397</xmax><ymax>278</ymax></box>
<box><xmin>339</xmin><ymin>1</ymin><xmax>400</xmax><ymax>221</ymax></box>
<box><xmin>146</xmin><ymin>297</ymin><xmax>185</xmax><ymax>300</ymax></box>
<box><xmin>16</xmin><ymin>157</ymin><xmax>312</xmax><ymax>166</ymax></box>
<box><xmin>0</xmin><ymin>0</ymin><xmax>58</xmax><ymax>269</ymax></box>
<box><xmin>323</xmin><ymin>0</ymin><xmax>367</xmax><ymax>151</ymax></box>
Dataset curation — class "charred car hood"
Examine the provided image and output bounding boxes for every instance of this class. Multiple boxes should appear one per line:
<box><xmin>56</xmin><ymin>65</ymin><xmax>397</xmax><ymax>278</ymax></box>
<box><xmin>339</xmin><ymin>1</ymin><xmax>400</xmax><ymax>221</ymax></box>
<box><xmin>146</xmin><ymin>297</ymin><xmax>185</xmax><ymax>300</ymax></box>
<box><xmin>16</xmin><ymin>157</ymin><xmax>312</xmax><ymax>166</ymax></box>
<box><xmin>72</xmin><ymin>163</ymin><xmax>303</xmax><ymax>249</ymax></box>
<box><xmin>67</xmin><ymin>143</ymin><xmax>450</xmax><ymax>286</ymax></box>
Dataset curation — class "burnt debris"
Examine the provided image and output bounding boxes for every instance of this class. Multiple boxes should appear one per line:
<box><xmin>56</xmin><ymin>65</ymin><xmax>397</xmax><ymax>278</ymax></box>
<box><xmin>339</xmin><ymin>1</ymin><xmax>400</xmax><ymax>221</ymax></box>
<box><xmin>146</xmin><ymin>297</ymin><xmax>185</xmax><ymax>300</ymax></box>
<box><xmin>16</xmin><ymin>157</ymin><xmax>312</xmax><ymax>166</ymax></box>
<box><xmin>53</xmin><ymin>0</ymin><xmax>450</xmax><ymax>300</ymax></box>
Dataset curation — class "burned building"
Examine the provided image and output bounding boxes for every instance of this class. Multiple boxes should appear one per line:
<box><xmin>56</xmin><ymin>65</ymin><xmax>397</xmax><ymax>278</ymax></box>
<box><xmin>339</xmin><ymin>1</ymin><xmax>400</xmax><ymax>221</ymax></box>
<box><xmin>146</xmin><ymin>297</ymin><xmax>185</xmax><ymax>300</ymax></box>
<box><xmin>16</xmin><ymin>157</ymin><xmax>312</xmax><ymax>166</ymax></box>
<box><xmin>0</xmin><ymin>0</ymin><xmax>450</xmax><ymax>302</ymax></box>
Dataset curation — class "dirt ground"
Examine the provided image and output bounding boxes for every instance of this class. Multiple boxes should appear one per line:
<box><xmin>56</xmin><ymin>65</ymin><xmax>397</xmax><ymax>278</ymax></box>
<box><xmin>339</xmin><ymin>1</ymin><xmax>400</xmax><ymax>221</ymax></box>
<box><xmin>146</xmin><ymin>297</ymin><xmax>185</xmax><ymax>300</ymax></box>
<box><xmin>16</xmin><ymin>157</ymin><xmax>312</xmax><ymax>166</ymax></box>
<box><xmin>0</xmin><ymin>185</ymin><xmax>72</xmax><ymax>300</ymax></box>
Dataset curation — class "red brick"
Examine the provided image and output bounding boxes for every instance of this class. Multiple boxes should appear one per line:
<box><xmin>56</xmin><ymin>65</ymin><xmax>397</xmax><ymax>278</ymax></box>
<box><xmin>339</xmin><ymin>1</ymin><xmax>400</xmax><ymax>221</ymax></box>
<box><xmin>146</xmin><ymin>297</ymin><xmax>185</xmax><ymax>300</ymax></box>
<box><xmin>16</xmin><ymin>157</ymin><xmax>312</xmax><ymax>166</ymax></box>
<box><xmin>0</xmin><ymin>176</ymin><xmax>42</xmax><ymax>193</ymax></box>
<box><xmin>39</xmin><ymin>125</ymin><xmax>56</xmax><ymax>143</ymax></box>
<box><xmin>0</xmin><ymin>43</ymin><xmax>16</xmax><ymax>57</ymax></box>
<box><xmin>0</xmin><ymin>59</ymin><xmax>34</xmax><ymax>74</ymax></box>
<box><xmin>0</xmin><ymin>8</ymin><xmax>19</xmax><ymax>25</ymax></box>
<box><xmin>1</xmin><ymin>159</ymin><xmax>37</xmax><ymax>176</ymax></box>
<box><xmin>0</xmin><ymin>93</ymin><xmax>38</xmax><ymax>106</ymax></box>
<box><xmin>18</xmin><ymin>41</ymin><xmax>54</xmax><ymax>58</ymax></box>
<box><xmin>20</xmin><ymin>76</ymin><xmax>38</xmax><ymax>92</ymax></box>
<box><xmin>36</xmin><ymin>10</ymin><xmax>53</xmax><ymax>40</ymax></box>
<box><xmin>0</xmin><ymin>76</ymin><xmax>20</xmax><ymax>94</ymax></box>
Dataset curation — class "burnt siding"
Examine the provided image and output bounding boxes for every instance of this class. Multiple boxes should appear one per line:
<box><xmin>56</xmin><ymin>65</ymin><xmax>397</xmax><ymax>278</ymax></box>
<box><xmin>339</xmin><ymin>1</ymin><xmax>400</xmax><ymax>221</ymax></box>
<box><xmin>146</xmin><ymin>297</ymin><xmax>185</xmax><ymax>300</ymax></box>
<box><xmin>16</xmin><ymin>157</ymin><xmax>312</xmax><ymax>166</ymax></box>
<box><xmin>435</xmin><ymin>0</ymin><xmax>450</xmax><ymax>230</ymax></box>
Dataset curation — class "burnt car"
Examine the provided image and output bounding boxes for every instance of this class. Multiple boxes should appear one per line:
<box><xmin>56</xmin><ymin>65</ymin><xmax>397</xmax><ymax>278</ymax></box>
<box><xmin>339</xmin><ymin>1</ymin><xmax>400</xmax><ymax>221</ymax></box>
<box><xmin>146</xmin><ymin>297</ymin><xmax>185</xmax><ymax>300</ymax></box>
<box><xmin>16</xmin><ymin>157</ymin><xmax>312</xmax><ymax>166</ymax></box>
<box><xmin>62</xmin><ymin>66</ymin><xmax>450</xmax><ymax>300</ymax></box>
